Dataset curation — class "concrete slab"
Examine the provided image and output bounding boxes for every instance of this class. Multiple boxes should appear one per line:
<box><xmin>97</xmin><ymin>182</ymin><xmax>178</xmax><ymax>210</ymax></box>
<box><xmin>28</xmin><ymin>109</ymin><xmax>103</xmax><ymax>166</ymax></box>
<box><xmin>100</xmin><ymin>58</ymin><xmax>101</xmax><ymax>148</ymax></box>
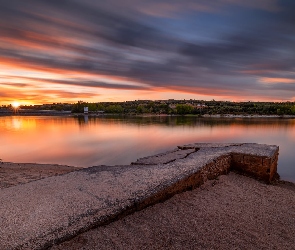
<box><xmin>178</xmin><ymin>142</ymin><xmax>244</xmax><ymax>149</ymax></box>
<box><xmin>180</xmin><ymin>142</ymin><xmax>279</xmax><ymax>157</ymax></box>
<box><xmin>0</xmin><ymin>143</ymin><xmax>279</xmax><ymax>249</ymax></box>
<box><xmin>132</xmin><ymin>148</ymin><xmax>196</xmax><ymax>165</ymax></box>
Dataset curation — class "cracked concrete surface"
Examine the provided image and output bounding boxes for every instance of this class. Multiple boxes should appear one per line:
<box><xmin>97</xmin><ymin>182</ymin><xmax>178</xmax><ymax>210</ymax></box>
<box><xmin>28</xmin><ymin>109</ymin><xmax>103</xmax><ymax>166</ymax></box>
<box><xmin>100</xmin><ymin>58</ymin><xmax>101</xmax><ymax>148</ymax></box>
<box><xmin>0</xmin><ymin>143</ymin><xmax>279</xmax><ymax>249</ymax></box>
<box><xmin>131</xmin><ymin>148</ymin><xmax>196</xmax><ymax>165</ymax></box>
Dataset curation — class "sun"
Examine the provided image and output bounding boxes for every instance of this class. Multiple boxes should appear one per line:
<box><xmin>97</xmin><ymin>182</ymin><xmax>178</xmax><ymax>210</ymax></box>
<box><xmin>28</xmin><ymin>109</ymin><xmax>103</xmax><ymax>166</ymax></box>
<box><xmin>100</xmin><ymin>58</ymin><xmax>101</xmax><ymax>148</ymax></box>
<box><xmin>12</xmin><ymin>101</ymin><xmax>20</xmax><ymax>108</ymax></box>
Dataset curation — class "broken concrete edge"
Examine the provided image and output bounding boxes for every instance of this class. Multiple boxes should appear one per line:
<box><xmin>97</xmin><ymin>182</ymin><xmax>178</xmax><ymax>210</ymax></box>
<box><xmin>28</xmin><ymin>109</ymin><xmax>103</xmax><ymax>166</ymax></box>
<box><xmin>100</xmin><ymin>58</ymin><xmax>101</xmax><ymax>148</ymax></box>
<box><xmin>185</xmin><ymin>143</ymin><xmax>279</xmax><ymax>183</ymax></box>
<box><xmin>177</xmin><ymin>142</ymin><xmax>244</xmax><ymax>149</ymax></box>
<box><xmin>231</xmin><ymin>151</ymin><xmax>279</xmax><ymax>183</ymax></box>
<box><xmin>131</xmin><ymin>148</ymin><xmax>198</xmax><ymax>165</ymax></box>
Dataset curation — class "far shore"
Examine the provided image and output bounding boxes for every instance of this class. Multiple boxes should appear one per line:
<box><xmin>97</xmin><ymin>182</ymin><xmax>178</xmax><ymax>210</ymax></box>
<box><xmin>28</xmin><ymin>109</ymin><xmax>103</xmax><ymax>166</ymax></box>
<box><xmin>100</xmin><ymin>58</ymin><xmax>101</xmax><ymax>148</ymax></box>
<box><xmin>1</xmin><ymin>110</ymin><xmax>295</xmax><ymax>119</ymax></box>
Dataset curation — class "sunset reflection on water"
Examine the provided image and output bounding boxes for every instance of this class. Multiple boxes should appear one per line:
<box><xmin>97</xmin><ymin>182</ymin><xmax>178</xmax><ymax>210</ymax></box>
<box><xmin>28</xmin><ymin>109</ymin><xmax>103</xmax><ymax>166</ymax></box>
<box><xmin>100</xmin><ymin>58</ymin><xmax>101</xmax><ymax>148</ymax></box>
<box><xmin>1</xmin><ymin>116</ymin><xmax>295</xmax><ymax>181</ymax></box>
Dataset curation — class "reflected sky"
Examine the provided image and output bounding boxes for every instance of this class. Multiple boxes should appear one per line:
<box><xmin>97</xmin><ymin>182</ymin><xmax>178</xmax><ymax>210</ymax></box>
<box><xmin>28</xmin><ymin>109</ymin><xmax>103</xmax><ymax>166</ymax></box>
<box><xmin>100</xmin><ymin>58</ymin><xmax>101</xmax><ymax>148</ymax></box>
<box><xmin>0</xmin><ymin>116</ymin><xmax>295</xmax><ymax>181</ymax></box>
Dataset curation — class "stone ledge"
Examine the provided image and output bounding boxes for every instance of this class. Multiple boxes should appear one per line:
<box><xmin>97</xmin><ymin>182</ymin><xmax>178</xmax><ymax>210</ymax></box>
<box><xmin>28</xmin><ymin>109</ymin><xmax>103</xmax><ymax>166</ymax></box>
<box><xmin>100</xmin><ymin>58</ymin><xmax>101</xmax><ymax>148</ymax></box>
<box><xmin>0</xmin><ymin>143</ymin><xmax>279</xmax><ymax>249</ymax></box>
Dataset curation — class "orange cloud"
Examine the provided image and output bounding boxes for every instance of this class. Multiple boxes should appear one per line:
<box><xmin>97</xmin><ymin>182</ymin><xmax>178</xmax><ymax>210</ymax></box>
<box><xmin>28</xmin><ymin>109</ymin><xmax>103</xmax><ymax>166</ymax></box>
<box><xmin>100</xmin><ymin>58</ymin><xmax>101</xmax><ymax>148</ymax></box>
<box><xmin>259</xmin><ymin>77</ymin><xmax>295</xmax><ymax>84</ymax></box>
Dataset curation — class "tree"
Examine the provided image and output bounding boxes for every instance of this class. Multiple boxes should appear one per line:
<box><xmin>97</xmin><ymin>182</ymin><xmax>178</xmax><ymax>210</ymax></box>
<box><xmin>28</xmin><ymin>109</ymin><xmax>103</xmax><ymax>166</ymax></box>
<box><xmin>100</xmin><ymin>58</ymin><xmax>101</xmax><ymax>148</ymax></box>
<box><xmin>71</xmin><ymin>101</ymin><xmax>85</xmax><ymax>113</ymax></box>
<box><xmin>176</xmin><ymin>104</ymin><xmax>194</xmax><ymax>115</ymax></box>
<box><xmin>87</xmin><ymin>103</ymin><xmax>97</xmax><ymax>112</ymax></box>
<box><xmin>136</xmin><ymin>105</ymin><xmax>148</xmax><ymax>114</ymax></box>
<box><xmin>105</xmin><ymin>105</ymin><xmax>124</xmax><ymax>113</ymax></box>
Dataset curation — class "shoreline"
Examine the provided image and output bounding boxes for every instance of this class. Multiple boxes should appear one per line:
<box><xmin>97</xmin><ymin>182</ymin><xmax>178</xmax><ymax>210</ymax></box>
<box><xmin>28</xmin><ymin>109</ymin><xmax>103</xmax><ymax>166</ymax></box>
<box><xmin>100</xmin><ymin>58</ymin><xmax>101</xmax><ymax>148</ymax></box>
<box><xmin>1</xmin><ymin>111</ymin><xmax>295</xmax><ymax>119</ymax></box>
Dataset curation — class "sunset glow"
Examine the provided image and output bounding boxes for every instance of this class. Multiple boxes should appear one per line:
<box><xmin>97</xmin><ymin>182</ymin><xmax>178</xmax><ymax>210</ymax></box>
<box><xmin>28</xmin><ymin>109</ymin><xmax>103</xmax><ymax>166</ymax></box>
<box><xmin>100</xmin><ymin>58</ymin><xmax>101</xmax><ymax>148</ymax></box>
<box><xmin>12</xmin><ymin>101</ymin><xmax>20</xmax><ymax>108</ymax></box>
<box><xmin>0</xmin><ymin>0</ymin><xmax>294</xmax><ymax>104</ymax></box>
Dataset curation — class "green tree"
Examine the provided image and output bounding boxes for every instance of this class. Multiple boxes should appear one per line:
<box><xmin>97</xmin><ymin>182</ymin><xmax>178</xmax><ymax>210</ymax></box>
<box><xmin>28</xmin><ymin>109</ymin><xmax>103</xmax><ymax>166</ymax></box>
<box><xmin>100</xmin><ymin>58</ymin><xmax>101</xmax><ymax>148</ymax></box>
<box><xmin>176</xmin><ymin>104</ymin><xmax>194</xmax><ymax>115</ymax></box>
<box><xmin>96</xmin><ymin>103</ymin><xmax>105</xmax><ymax>111</ymax></box>
<box><xmin>71</xmin><ymin>101</ymin><xmax>85</xmax><ymax>113</ymax></box>
<box><xmin>105</xmin><ymin>105</ymin><xmax>124</xmax><ymax>113</ymax></box>
<box><xmin>136</xmin><ymin>105</ymin><xmax>148</xmax><ymax>114</ymax></box>
<box><xmin>87</xmin><ymin>103</ymin><xmax>97</xmax><ymax>112</ymax></box>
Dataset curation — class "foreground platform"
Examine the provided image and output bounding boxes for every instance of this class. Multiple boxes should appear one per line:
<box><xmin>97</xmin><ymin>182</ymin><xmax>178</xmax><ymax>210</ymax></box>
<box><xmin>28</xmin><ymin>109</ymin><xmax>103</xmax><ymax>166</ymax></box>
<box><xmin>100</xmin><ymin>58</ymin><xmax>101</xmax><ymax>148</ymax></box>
<box><xmin>0</xmin><ymin>143</ymin><xmax>279</xmax><ymax>249</ymax></box>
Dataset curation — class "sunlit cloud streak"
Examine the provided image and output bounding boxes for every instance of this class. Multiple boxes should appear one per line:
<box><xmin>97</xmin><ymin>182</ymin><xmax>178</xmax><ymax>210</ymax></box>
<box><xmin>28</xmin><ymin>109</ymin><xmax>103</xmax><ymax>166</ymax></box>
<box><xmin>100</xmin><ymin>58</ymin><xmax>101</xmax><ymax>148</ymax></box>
<box><xmin>260</xmin><ymin>78</ymin><xmax>295</xmax><ymax>84</ymax></box>
<box><xmin>0</xmin><ymin>0</ymin><xmax>295</xmax><ymax>104</ymax></box>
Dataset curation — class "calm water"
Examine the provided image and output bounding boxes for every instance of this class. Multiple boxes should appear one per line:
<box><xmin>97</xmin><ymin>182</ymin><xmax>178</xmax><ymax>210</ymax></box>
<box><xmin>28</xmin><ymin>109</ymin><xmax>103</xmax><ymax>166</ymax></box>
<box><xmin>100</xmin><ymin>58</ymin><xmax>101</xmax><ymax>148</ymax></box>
<box><xmin>1</xmin><ymin>115</ymin><xmax>295</xmax><ymax>181</ymax></box>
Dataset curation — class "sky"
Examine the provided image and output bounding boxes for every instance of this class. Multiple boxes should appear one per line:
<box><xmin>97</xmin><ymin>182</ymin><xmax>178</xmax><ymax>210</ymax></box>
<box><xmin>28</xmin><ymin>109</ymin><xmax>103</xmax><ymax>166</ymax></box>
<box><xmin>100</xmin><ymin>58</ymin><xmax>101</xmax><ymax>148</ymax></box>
<box><xmin>0</xmin><ymin>0</ymin><xmax>295</xmax><ymax>105</ymax></box>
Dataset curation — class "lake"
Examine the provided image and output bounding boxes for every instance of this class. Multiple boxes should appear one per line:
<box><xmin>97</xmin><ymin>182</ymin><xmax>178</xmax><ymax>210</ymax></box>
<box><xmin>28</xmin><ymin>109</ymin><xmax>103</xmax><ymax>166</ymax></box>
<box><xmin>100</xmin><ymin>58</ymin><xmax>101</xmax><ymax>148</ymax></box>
<box><xmin>1</xmin><ymin>115</ymin><xmax>294</xmax><ymax>181</ymax></box>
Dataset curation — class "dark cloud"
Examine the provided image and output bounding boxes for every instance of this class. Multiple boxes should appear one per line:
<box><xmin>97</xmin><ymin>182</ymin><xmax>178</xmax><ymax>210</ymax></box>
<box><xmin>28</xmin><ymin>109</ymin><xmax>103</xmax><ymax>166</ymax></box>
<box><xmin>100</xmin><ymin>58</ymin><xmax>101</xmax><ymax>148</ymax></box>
<box><xmin>12</xmin><ymin>76</ymin><xmax>151</xmax><ymax>91</ymax></box>
<box><xmin>0</xmin><ymin>0</ymin><xmax>295</xmax><ymax>101</ymax></box>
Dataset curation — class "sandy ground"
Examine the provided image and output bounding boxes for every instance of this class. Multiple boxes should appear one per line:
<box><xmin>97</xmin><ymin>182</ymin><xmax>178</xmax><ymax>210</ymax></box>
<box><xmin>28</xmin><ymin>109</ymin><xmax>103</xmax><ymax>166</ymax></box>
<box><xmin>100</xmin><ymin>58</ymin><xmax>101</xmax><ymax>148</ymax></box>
<box><xmin>51</xmin><ymin>172</ymin><xmax>295</xmax><ymax>250</ymax></box>
<box><xmin>0</xmin><ymin>162</ymin><xmax>79</xmax><ymax>189</ymax></box>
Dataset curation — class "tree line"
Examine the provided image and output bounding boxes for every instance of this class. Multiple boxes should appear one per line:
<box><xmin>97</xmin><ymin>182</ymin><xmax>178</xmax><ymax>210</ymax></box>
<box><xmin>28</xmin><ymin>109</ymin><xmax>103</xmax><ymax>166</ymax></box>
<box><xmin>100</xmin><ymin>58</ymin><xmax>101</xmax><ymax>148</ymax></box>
<box><xmin>2</xmin><ymin>100</ymin><xmax>295</xmax><ymax>115</ymax></box>
<box><xmin>71</xmin><ymin>100</ymin><xmax>295</xmax><ymax>115</ymax></box>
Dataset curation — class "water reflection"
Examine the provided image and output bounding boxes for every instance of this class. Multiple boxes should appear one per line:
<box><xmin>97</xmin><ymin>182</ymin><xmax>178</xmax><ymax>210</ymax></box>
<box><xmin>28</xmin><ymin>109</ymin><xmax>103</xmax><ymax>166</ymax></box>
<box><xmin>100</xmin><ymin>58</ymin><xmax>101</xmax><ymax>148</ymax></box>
<box><xmin>0</xmin><ymin>115</ymin><xmax>294</xmax><ymax>181</ymax></box>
